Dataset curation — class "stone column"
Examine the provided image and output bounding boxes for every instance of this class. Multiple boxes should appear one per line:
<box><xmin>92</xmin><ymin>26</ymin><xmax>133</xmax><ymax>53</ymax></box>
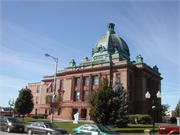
<box><xmin>71</xmin><ymin>76</ymin><xmax>75</xmax><ymax>101</ymax></box>
<box><xmin>80</xmin><ymin>75</ymin><xmax>83</xmax><ymax>101</ymax></box>
<box><xmin>89</xmin><ymin>74</ymin><xmax>92</xmax><ymax>93</ymax></box>
<box><xmin>144</xmin><ymin>129</ymin><xmax>151</xmax><ymax>135</ymax></box>
<box><xmin>177</xmin><ymin>117</ymin><xmax>180</xmax><ymax>126</ymax></box>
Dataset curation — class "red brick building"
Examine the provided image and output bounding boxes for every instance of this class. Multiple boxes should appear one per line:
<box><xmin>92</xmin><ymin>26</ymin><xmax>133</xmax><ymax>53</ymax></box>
<box><xmin>28</xmin><ymin>23</ymin><xmax>163</xmax><ymax>122</ymax></box>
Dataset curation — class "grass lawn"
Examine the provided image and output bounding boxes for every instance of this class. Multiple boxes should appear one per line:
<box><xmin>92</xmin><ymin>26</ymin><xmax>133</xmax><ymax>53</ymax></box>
<box><xmin>18</xmin><ymin>117</ymin><xmax>177</xmax><ymax>134</ymax></box>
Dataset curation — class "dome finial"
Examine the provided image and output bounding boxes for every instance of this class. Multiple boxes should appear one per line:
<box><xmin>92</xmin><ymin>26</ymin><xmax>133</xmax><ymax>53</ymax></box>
<box><xmin>110</xmin><ymin>16</ymin><xmax>112</xmax><ymax>22</ymax></box>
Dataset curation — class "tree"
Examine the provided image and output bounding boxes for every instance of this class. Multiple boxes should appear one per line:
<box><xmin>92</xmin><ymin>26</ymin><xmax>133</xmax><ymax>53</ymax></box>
<box><xmin>112</xmin><ymin>77</ymin><xmax>129</xmax><ymax>127</ymax></box>
<box><xmin>175</xmin><ymin>100</ymin><xmax>180</xmax><ymax>117</ymax></box>
<box><xmin>45</xmin><ymin>94</ymin><xmax>62</xmax><ymax>114</ymax></box>
<box><xmin>89</xmin><ymin>75</ymin><xmax>128</xmax><ymax>127</ymax></box>
<box><xmin>14</xmin><ymin>87</ymin><xmax>34</xmax><ymax>121</ymax></box>
<box><xmin>162</xmin><ymin>104</ymin><xmax>170</xmax><ymax>117</ymax></box>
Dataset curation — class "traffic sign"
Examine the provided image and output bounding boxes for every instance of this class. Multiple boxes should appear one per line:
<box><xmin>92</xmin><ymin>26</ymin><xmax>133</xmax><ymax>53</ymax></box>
<box><xmin>51</xmin><ymin>102</ymin><xmax>57</xmax><ymax>108</ymax></box>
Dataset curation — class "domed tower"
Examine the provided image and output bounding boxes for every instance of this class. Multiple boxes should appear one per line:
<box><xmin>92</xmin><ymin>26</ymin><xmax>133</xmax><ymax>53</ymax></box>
<box><xmin>92</xmin><ymin>23</ymin><xmax>130</xmax><ymax>62</ymax></box>
<box><xmin>80</xmin><ymin>23</ymin><xmax>130</xmax><ymax>66</ymax></box>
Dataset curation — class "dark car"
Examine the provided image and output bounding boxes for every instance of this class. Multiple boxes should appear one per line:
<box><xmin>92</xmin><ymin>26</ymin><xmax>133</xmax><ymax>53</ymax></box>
<box><xmin>0</xmin><ymin>116</ymin><xmax>24</xmax><ymax>133</ymax></box>
<box><xmin>72</xmin><ymin>124</ymin><xmax>120</xmax><ymax>135</ymax></box>
<box><xmin>25</xmin><ymin>121</ymin><xmax>69</xmax><ymax>135</ymax></box>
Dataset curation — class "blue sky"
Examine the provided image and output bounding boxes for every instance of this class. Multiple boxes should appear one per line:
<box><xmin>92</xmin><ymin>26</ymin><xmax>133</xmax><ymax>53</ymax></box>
<box><xmin>0</xmin><ymin>1</ymin><xmax>179</xmax><ymax>111</ymax></box>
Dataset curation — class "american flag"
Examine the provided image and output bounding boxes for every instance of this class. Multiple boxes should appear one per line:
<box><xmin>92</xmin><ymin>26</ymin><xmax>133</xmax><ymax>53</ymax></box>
<box><xmin>47</xmin><ymin>81</ymin><xmax>54</xmax><ymax>89</ymax></box>
<box><xmin>41</xmin><ymin>81</ymin><xmax>46</xmax><ymax>85</ymax></box>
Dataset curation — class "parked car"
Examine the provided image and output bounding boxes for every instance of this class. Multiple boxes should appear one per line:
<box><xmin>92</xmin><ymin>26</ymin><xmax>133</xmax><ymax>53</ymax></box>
<box><xmin>25</xmin><ymin>121</ymin><xmax>69</xmax><ymax>135</ymax></box>
<box><xmin>0</xmin><ymin>116</ymin><xmax>24</xmax><ymax>133</ymax></box>
<box><xmin>158</xmin><ymin>125</ymin><xmax>179</xmax><ymax>135</ymax></box>
<box><xmin>72</xmin><ymin>124</ymin><xmax>120</xmax><ymax>135</ymax></box>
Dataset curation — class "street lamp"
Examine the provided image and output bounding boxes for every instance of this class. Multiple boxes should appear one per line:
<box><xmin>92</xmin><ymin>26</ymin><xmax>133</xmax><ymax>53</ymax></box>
<box><xmin>145</xmin><ymin>90</ymin><xmax>162</xmax><ymax>135</ymax></box>
<box><xmin>8</xmin><ymin>98</ymin><xmax>15</xmax><ymax>117</ymax></box>
<box><xmin>45</xmin><ymin>53</ymin><xmax>58</xmax><ymax>123</ymax></box>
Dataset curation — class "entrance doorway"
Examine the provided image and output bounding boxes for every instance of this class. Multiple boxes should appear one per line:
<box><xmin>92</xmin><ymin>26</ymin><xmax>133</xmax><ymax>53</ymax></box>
<box><xmin>81</xmin><ymin>109</ymin><xmax>87</xmax><ymax>120</ymax></box>
<box><xmin>72</xmin><ymin>109</ymin><xmax>78</xmax><ymax>119</ymax></box>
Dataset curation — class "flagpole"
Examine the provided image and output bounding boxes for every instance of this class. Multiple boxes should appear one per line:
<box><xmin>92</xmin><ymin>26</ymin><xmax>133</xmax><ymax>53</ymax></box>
<box><xmin>45</xmin><ymin>53</ymin><xmax>58</xmax><ymax>123</ymax></box>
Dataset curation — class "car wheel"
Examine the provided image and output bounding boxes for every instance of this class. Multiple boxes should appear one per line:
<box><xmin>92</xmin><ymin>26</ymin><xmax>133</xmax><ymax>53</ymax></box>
<box><xmin>7</xmin><ymin>127</ymin><xmax>11</xmax><ymax>132</ymax></box>
<box><xmin>28</xmin><ymin>129</ymin><xmax>32</xmax><ymax>135</ymax></box>
<box><xmin>47</xmin><ymin>131</ymin><xmax>52</xmax><ymax>135</ymax></box>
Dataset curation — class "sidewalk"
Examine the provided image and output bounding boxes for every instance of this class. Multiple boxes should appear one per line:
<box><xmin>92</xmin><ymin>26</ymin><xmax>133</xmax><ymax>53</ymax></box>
<box><xmin>52</xmin><ymin>118</ymin><xmax>93</xmax><ymax>123</ymax></box>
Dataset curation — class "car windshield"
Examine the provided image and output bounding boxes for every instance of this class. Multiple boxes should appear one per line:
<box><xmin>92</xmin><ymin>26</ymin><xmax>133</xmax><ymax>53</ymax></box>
<box><xmin>45</xmin><ymin>123</ymin><xmax>58</xmax><ymax>128</ymax></box>
<box><xmin>8</xmin><ymin>118</ymin><xmax>21</xmax><ymax>123</ymax></box>
<box><xmin>97</xmin><ymin>125</ymin><xmax>111</xmax><ymax>132</ymax></box>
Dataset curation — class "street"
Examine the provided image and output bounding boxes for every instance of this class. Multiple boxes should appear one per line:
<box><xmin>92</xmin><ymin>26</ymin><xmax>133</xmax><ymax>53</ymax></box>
<box><xmin>0</xmin><ymin>130</ymin><xmax>26</xmax><ymax>135</ymax></box>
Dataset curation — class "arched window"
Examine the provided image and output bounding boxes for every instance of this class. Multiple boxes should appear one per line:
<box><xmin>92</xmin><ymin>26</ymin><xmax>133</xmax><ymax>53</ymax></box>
<box><xmin>114</xmin><ymin>47</ymin><xmax>118</xmax><ymax>51</ymax></box>
<box><xmin>99</xmin><ymin>47</ymin><xmax>103</xmax><ymax>52</ymax></box>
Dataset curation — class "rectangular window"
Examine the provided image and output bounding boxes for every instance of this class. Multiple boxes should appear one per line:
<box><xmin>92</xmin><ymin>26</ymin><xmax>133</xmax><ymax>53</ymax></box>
<box><xmin>75</xmin><ymin>78</ymin><xmax>80</xmax><ymax>86</ymax></box>
<box><xmin>37</xmin><ymin>86</ymin><xmax>40</xmax><ymax>93</ymax></box>
<box><xmin>45</xmin><ymin>109</ymin><xmax>47</xmax><ymax>114</ymax></box>
<box><xmin>36</xmin><ymin>97</ymin><xmax>39</xmax><ymax>104</ymax></box>
<box><xmin>130</xmin><ymin>91</ymin><xmax>132</xmax><ymax>101</ymax></box>
<box><xmin>51</xmin><ymin>85</ymin><xmax>53</xmax><ymax>92</ymax></box>
<box><xmin>130</xmin><ymin>74</ymin><xmax>132</xmax><ymax>85</ymax></box>
<box><xmin>47</xmin><ymin>88</ymin><xmax>50</xmax><ymax>93</ymax></box>
<box><xmin>84</xmin><ymin>77</ymin><xmax>89</xmax><ymax>86</ymax></box>
<box><xmin>74</xmin><ymin>91</ymin><xmax>80</xmax><ymax>101</ymax></box>
<box><xmin>93</xmin><ymin>76</ymin><xmax>99</xmax><ymax>85</ymax></box>
<box><xmin>35</xmin><ymin>109</ymin><xmax>38</xmax><ymax>115</ymax></box>
<box><xmin>93</xmin><ymin>90</ymin><xmax>98</xmax><ymax>93</ymax></box>
<box><xmin>58</xmin><ymin>109</ymin><xmax>61</xmax><ymax>116</ymax></box>
<box><xmin>60</xmin><ymin>80</ymin><xmax>63</xmax><ymax>88</ymax></box>
<box><xmin>49</xmin><ymin>109</ymin><xmax>51</xmax><ymax>115</ymax></box>
<box><xmin>46</xmin><ymin>95</ymin><xmax>52</xmax><ymax>104</ymax></box>
<box><xmin>83</xmin><ymin>90</ymin><xmax>89</xmax><ymax>101</ymax></box>
<box><xmin>117</xmin><ymin>74</ymin><xmax>120</xmax><ymax>79</ymax></box>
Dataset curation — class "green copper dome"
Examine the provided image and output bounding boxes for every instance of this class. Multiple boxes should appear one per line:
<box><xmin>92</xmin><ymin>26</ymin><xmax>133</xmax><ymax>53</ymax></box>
<box><xmin>92</xmin><ymin>23</ymin><xmax>130</xmax><ymax>61</ymax></box>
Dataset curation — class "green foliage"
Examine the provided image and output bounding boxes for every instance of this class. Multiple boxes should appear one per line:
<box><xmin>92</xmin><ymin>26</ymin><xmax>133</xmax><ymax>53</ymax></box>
<box><xmin>140</xmin><ymin>120</ymin><xmax>146</xmax><ymax>124</ymax></box>
<box><xmin>162</xmin><ymin>104</ymin><xmax>170</xmax><ymax>116</ymax></box>
<box><xmin>126</xmin><ymin>114</ymin><xmax>152</xmax><ymax>124</ymax></box>
<box><xmin>37</xmin><ymin>114</ymin><xmax>48</xmax><ymax>119</ymax></box>
<box><xmin>31</xmin><ymin>114</ymin><xmax>48</xmax><ymax>119</ymax></box>
<box><xmin>31</xmin><ymin>115</ymin><xmax>38</xmax><ymax>119</ymax></box>
<box><xmin>174</xmin><ymin>100</ymin><xmax>180</xmax><ymax>117</ymax></box>
<box><xmin>14</xmin><ymin>87</ymin><xmax>34</xmax><ymax>119</ymax></box>
<box><xmin>89</xmin><ymin>75</ymin><xmax>128</xmax><ymax>127</ymax></box>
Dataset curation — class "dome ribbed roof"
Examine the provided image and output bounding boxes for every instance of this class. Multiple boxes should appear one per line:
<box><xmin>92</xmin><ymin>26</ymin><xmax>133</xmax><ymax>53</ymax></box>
<box><xmin>93</xmin><ymin>23</ymin><xmax>130</xmax><ymax>60</ymax></box>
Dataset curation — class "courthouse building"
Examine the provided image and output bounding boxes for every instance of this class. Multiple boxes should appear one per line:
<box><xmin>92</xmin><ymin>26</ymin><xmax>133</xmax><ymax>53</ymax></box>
<box><xmin>28</xmin><ymin>23</ymin><xmax>163</xmax><ymax>122</ymax></box>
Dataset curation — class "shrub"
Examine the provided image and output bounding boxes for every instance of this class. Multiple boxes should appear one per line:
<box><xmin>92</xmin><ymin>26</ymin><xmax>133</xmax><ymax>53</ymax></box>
<box><xmin>130</xmin><ymin>120</ymin><xmax>135</xmax><ymax>124</ymax></box>
<box><xmin>31</xmin><ymin>115</ymin><xmax>38</xmax><ymax>119</ymax></box>
<box><xmin>170</xmin><ymin>117</ymin><xmax>177</xmax><ymax>123</ymax></box>
<box><xmin>38</xmin><ymin>114</ymin><xmax>44</xmax><ymax>119</ymax></box>
<box><xmin>140</xmin><ymin>120</ymin><xmax>146</xmax><ymax>124</ymax></box>
<box><xmin>37</xmin><ymin>114</ymin><xmax>48</xmax><ymax>119</ymax></box>
<box><xmin>26</xmin><ymin>114</ymin><xmax>33</xmax><ymax>117</ymax></box>
<box><xmin>126</xmin><ymin>114</ymin><xmax>152</xmax><ymax>124</ymax></box>
<box><xmin>44</xmin><ymin>114</ymin><xmax>48</xmax><ymax>119</ymax></box>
